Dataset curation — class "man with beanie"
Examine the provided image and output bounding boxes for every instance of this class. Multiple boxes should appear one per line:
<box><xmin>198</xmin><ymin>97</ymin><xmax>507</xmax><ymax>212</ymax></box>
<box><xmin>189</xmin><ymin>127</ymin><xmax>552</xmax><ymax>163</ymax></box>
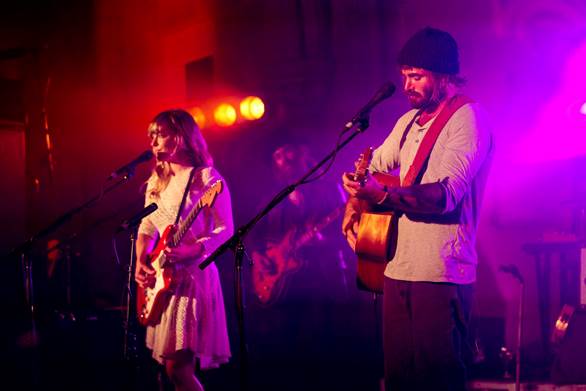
<box><xmin>342</xmin><ymin>27</ymin><xmax>493</xmax><ymax>390</ymax></box>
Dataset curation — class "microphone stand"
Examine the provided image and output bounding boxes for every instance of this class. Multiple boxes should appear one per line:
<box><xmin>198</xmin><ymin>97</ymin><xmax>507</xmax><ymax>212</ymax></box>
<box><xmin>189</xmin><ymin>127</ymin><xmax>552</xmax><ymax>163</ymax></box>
<box><xmin>115</xmin><ymin>203</ymin><xmax>158</xmax><ymax>365</ymax></box>
<box><xmin>120</xmin><ymin>227</ymin><xmax>144</xmax><ymax>391</ymax></box>
<box><xmin>123</xmin><ymin>228</ymin><xmax>138</xmax><ymax>362</ymax></box>
<box><xmin>9</xmin><ymin>168</ymin><xmax>139</xmax><ymax>258</ymax></box>
<box><xmin>199</xmin><ymin>116</ymin><xmax>371</xmax><ymax>390</ymax></box>
<box><xmin>514</xmin><ymin>276</ymin><xmax>524</xmax><ymax>391</ymax></box>
<box><xmin>6</xmin><ymin>170</ymin><xmax>139</xmax><ymax>357</ymax></box>
<box><xmin>499</xmin><ymin>265</ymin><xmax>524</xmax><ymax>391</ymax></box>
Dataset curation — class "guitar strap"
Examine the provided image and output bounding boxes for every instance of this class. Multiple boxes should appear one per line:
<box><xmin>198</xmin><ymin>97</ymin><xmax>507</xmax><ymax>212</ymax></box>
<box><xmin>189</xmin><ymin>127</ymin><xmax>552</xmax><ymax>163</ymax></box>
<box><xmin>399</xmin><ymin>108</ymin><xmax>424</xmax><ymax>150</ymax></box>
<box><xmin>401</xmin><ymin>95</ymin><xmax>474</xmax><ymax>186</ymax></box>
<box><xmin>174</xmin><ymin>168</ymin><xmax>196</xmax><ymax>225</ymax></box>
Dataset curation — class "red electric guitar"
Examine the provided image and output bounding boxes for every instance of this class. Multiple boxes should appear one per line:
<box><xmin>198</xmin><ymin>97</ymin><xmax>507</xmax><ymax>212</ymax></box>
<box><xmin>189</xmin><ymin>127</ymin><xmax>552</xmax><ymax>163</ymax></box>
<box><xmin>136</xmin><ymin>180</ymin><xmax>223</xmax><ymax>326</ymax></box>
<box><xmin>251</xmin><ymin>205</ymin><xmax>343</xmax><ymax>305</ymax></box>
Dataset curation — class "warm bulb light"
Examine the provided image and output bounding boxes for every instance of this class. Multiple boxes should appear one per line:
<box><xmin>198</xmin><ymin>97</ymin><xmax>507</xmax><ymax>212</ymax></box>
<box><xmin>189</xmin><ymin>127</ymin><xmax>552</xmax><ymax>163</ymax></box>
<box><xmin>187</xmin><ymin>107</ymin><xmax>206</xmax><ymax>128</ymax></box>
<box><xmin>214</xmin><ymin>103</ymin><xmax>237</xmax><ymax>127</ymax></box>
<box><xmin>240</xmin><ymin>96</ymin><xmax>265</xmax><ymax>120</ymax></box>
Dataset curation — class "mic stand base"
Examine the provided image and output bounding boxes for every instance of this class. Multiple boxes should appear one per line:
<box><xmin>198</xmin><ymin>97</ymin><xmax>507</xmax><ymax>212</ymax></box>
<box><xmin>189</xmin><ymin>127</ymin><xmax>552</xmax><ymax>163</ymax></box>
<box><xmin>123</xmin><ymin>231</ymin><xmax>139</xmax><ymax>363</ymax></box>
<box><xmin>233</xmin><ymin>236</ymin><xmax>249</xmax><ymax>391</ymax></box>
<box><xmin>515</xmin><ymin>283</ymin><xmax>524</xmax><ymax>391</ymax></box>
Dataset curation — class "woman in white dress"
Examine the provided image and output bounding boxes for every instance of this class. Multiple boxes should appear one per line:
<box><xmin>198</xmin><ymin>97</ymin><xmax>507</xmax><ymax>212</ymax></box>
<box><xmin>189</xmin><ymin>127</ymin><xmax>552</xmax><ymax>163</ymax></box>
<box><xmin>135</xmin><ymin>109</ymin><xmax>232</xmax><ymax>391</ymax></box>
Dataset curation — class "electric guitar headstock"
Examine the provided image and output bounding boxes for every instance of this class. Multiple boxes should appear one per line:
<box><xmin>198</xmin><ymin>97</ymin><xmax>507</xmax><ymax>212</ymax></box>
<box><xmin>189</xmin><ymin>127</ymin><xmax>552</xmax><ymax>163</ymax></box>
<box><xmin>198</xmin><ymin>180</ymin><xmax>223</xmax><ymax>208</ymax></box>
<box><xmin>353</xmin><ymin>146</ymin><xmax>373</xmax><ymax>186</ymax></box>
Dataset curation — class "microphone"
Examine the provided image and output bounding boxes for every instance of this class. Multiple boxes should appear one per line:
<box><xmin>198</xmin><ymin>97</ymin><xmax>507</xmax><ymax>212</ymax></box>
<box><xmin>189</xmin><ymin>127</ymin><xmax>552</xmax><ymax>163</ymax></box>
<box><xmin>108</xmin><ymin>150</ymin><xmax>154</xmax><ymax>180</ymax></box>
<box><xmin>345</xmin><ymin>82</ymin><xmax>396</xmax><ymax>130</ymax></box>
<box><xmin>116</xmin><ymin>203</ymin><xmax>158</xmax><ymax>232</ymax></box>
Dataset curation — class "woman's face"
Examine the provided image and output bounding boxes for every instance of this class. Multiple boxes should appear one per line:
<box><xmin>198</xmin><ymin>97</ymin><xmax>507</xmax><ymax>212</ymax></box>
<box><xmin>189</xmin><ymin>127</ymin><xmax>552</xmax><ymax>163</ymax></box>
<box><xmin>148</xmin><ymin>124</ymin><xmax>178</xmax><ymax>161</ymax></box>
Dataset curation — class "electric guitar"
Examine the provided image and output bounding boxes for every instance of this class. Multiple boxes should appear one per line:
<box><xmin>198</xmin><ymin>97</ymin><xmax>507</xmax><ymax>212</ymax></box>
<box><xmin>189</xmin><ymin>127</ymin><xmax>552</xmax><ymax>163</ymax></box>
<box><xmin>552</xmin><ymin>304</ymin><xmax>575</xmax><ymax>347</ymax></box>
<box><xmin>251</xmin><ymin>205</ymin><xmax>343</xmax><ymax>305</ymax></box>
<box><xmin>353</xmin><ymin>147</ymin><xmax>399</xmax><ymax>293</ymax></box>
<box><xmin>136</xmin><ymin>179</ymin><xmax>223</xmax><ymax>326</ymax></box>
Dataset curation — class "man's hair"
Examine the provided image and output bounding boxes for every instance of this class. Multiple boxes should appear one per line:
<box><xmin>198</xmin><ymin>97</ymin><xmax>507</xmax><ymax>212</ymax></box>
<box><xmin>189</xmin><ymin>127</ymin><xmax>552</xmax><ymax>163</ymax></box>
<box><xmin>398</xmin><ymin>27</ymin><xmax>460</xmax><ymax>75</ymax></box>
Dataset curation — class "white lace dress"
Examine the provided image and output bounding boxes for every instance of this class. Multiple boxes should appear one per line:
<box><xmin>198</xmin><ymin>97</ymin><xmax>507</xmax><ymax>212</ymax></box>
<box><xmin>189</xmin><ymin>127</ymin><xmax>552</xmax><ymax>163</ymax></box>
<box><xmin>138</xmin><ymin>166</ymin><xmax>232</xmax><ymax>369</ymax></box>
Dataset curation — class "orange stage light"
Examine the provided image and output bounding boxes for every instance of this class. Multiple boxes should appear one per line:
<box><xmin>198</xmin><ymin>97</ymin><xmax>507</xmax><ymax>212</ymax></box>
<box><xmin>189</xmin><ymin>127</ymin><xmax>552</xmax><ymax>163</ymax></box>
<box><xmin>214</xmin><ymin>103</ymin><xmax>237</xmax><ymax>127</ymax></box>
<box><xmin>240</xmin><ymin>96</ymin><xmax>265</xmax><ymax>120</ymax></box>
<box><xmin>187</xmin><ymin>106</ymin><xmax>206</xmax><ymax>128</ymax></box>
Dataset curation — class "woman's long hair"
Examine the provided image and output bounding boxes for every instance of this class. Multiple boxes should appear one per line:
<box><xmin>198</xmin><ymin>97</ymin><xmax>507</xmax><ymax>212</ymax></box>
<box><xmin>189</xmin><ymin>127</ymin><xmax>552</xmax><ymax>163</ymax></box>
<box><xmin>146</xmin><ymin>109</ymin><xmax>213</xmax><ymax>199</ymax></box>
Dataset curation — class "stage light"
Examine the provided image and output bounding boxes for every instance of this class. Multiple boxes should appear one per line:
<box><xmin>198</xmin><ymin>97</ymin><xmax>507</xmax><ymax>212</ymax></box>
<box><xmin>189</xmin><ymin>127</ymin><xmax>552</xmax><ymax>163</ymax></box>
<box><xmin>187</xmin><ymin>107</ymin><xmax>206</xmax><ymax>128</ymax></box>
<box><xmin>214</xmin><ymin>103</ymin><xmax>237</xmax><ymax>127</ymax></box>
<box><xmin>240</xmin><ymin>96</ymin><xmax>265</xmax><ymax>120</ymax></box>
<box><xmin>580</xmin><ymin>102</ymin><xmax>586</xmax><ymax>116</ymax></box>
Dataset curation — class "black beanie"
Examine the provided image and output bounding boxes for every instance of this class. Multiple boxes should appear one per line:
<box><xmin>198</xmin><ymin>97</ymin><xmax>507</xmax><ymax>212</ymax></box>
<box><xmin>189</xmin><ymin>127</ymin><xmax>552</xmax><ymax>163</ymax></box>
<box><xmin>398</xmin><ymin>27</ymin><xmax>459</xmax><ymax>75</ymax></box>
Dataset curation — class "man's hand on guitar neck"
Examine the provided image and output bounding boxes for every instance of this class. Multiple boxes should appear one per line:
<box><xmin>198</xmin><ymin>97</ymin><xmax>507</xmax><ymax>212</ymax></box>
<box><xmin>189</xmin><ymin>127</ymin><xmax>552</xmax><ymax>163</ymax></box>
<box><xmin>342</xmin><ymin>172</ymin><xmax>387</xmax><ymax>205</ymax></box>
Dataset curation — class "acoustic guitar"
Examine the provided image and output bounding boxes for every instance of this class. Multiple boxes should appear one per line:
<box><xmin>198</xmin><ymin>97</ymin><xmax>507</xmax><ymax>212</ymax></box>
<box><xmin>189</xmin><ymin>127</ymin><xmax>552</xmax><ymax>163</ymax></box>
<box><xmin>136</xmin><ymin>179</ymin><xmax>223</xmax><ymax>326</ymax></box>
<box><xmin>353</xmin><ymin>147</ymin><xmax>399</xmax><ymax>293</ymax></box>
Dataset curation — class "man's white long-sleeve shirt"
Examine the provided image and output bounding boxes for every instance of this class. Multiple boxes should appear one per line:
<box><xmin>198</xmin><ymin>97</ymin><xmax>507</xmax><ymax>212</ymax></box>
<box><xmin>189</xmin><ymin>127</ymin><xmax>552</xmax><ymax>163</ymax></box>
<box><xmin>370</xmin><ymin>102</ymin><xmax>494</xmax><ymax>284</ymax></box>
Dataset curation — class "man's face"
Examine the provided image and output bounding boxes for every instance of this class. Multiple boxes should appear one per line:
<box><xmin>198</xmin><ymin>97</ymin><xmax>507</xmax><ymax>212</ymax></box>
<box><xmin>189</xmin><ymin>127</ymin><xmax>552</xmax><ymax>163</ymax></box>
<box><xmin>400</xmin><ymin>66</ymin><xmax>438</xmax><ymax>109</ymax></box>
<box><xmin>273</xmin><ymin>146</ymin><xmax>298</xmax><ymax>182</ymax></box>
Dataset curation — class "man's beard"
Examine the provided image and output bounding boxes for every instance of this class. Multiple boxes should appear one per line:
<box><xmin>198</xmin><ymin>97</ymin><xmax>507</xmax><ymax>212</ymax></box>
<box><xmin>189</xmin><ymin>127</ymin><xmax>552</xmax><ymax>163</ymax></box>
<box><xmin>406</xmin><ymin>92</ymin><xmax>430</xmax><ymax>109</ymax></box>
<box><xmin>406</xmin><ymin>88</ymin><xmax>445</xmax><ymax>110</ymax></box>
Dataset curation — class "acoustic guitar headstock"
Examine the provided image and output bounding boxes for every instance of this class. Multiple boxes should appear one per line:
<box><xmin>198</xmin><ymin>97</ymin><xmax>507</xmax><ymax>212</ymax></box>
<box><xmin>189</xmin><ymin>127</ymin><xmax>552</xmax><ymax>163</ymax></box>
<box><xmin>353</xmin><ymin>146</ymin><xmax>373</xmax><ymax>186</ymax></box>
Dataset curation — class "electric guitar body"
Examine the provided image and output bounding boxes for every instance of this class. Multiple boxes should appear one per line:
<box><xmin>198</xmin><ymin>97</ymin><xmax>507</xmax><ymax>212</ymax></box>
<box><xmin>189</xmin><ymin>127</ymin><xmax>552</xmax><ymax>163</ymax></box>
<box><xmin>251</xmin><ymin>206</ymin><xmax>343</xmax><ymax>305</ymax></box>
<box><xmin>136</xmin><ymin>180</ymin><xmax>223</xmax><ymax>326</ymax></box>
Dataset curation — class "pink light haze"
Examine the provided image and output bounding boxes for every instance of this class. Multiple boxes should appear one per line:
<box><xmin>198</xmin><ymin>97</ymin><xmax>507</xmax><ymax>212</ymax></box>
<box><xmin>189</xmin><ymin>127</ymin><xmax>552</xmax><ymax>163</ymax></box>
<box><xmin>516</xmin><ymin>39</ymin><xmax>586</xmax><ymax>164</ymax></box>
